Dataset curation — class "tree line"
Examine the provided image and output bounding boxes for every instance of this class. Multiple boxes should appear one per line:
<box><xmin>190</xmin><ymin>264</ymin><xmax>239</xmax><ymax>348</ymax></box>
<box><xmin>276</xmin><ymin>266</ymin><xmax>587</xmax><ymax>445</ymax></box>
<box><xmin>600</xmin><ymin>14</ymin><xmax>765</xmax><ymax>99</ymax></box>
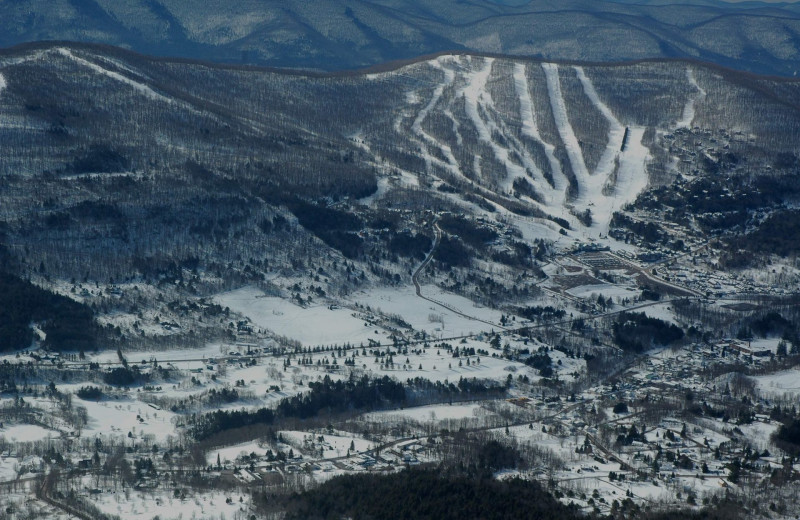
<box><xmin>189</xmin><ymin>374</ymin><xmax>506</xmax><ymax>442</ymax></box>
<box><xmin>0</xmin><ymin>271</ymin><xmax>97</xmax><ymax>352</ymax></box>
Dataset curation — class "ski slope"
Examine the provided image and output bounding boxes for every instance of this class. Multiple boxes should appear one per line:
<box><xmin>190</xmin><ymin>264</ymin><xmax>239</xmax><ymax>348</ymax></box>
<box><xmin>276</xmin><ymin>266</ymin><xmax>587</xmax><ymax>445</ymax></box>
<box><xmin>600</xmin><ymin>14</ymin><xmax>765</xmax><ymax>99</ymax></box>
<box><xmin>677</xmin><ymin>67</ymin><xmax>706</xmax><ymax>129</ymax></box>
<box><xmin>460</xmin><ymin>56</ymin><xmax>494</xmax><ymax>143</ymax></box>
<box><xmin>513</xmin><ymin>63</ymin><xmax>567</xmax><ymax>202</ymax></box>
<box><xmin>369</xmin><ymin>56</ymin><xmax>653</xmax><ymax>236</ymax></box>
<box><xmin>575</xmin><ymin>66</ymin><xmax>624</xmax><ymax>186</ymax></box>
<box><xmin>542</xmin><ymin>63</ymin><xmax>590</xmax><ymax>185</ymax></box>
<box><xmin>56</xmin><ymin>48</ymin><xmax>174</xmax><ymax>104</ymax></box>
<box><xmin>412</xmin><ymin>59</ymin><xmax>468</xmax><ymax>181</ymax></box>
<box><xmin>457</xmin><ymin>57</ymin><xmax>535</xmax><ymax>193</ymax></box>
<box><xmin>574</xmin><ymin>66</ymin><xmax>651</xmax><ymax>234</ymax></box>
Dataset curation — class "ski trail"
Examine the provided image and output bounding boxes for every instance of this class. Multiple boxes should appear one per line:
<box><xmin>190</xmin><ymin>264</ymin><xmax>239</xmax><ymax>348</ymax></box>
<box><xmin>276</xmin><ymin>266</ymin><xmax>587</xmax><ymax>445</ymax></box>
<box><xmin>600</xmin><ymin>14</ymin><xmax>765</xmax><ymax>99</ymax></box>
<box><xmin>573</xmin><ymin>67</ymin><xmax>650</xmax><ymax>234</ymax></box>
<box><xmin>0</xmin><ymin>73</ymin><xmax>6</xmax><ymax>99</ymax></box>
<box><xmin>460</xmin><ymin>57</ymin><xmax>541</xmax><ymax>194</ymax></box>
<box><xmin>411</xmin><ymin>64</ymin><xmax>452</xmax><ymax>137</ymax></box>
<box><xmin>56</xmin><ymin>48</ymin><xmax>174</xmax><ymax>104</ymax></box>
<box><xmin>444</xmin><ymin>107</ymin><xmax>463</xmax><ymax>147</ymax></box>
<box><xmin>352</xmin><ymin>132</ymin><xmax>418</xmax><ymax>206</ymax></box>
<box><xmin>461</xmin><ymin>57</ymin><xmax>494</xmax><ymax>143</ymax></box>
<box><xmin>513</xmin><ymin>63</ymin><xmax>567</xmax><ymax>203</ymax></box>
<box><xmin>542</xmin><ymin>63</ymin><xmax>590</xmax><ymax>195</ymax></box>
<box><xmin>574</xmin><ymin>66</ymin><xmax>624</xmax><ymax>182</ymax></box>
<box><xmin>410</xmin><ymin>60</ymin><xmax>472</xmax><ymax>183</ymax></box>
<box><xmin>612</xmin><ymin>127</ymin><xmax>650</xmax><ymax>217</ymax></box>
<box><xmin>677</xmin><ymin>67</ymin><xmax>706</xmax><ymax>129</ymax></box>
<box><xmin>0</xmin><ymin>51</ymin><xmax>47</xmax><ymax>68</ymax></box>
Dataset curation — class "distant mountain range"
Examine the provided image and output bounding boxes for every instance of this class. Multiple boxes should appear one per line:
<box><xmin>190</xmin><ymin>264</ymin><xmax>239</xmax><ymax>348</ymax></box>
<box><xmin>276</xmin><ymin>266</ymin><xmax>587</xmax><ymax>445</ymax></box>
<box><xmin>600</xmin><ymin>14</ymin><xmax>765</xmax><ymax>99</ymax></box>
<box><xmin>2</xmin><ymin>0</ymin><xmax>800</xmax><ymax>75</ymax></box>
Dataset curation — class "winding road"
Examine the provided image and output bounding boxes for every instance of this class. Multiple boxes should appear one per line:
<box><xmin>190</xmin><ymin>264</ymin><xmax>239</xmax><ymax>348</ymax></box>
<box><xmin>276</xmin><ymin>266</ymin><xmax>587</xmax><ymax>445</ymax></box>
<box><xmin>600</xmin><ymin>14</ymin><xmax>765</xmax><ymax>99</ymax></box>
<box><xmin>411</xmin><ymin>221</ymin><xmax>510</xmax><ymax>331</ymax></box>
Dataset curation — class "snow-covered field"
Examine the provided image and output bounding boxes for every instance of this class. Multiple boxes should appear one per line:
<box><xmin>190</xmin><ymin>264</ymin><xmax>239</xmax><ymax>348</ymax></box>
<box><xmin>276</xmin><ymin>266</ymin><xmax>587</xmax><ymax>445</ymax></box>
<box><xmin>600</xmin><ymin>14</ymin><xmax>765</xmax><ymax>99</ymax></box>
<box><xmin>352</xmin><ymin>284</ymin><xmax>503</xmax><ymax>337</ymax></box>
<box><xmin>89</xmin><ymin>342</ymin><xmax>227</xmax><ymax>365</ymax></box>
<box><xmin>92</xmin><ymin>489</ymin><xmax>251</xmax><ymax>520</ymax></box>
<box><xmin>754</xmin><ymin>367</ymin><xmax>800</xmax><ymax>398</ymax></box>
<box><xmin>76</xmin><ymin>396</ymin><xmax>180</xmax><ymax>442</ymax></box>
<box><xmin>217</xmin><ymin>286</ymin><xmax>381</xmax><ymax>346</ymax></box>
<box><xmin>0</xmin><ymin>423</ymin><xmax>57</xmax><ymax>443</ymax></box>
<box><xmin>279</xmin><ymin>430</ymin><xmax>375</xmax><ymax>459</ymax></box>
<box><xmin>638</xmin><ymin>302</ymin><xmax>679</xmax><ymax>324</ymax></box>
<box><xmin>365</xmin><ymin>402</ymin><xmax>486</xmax><ymax>424</ymax></box>
<box><xmin>566</xmin><ymin>283</ymin><xmax>639</xmax><ymax>299</ymax></box>
<box><xmin>208</xmin><ymin>440</ymin><xmax>268</xmax><ymax>464</ymax></box>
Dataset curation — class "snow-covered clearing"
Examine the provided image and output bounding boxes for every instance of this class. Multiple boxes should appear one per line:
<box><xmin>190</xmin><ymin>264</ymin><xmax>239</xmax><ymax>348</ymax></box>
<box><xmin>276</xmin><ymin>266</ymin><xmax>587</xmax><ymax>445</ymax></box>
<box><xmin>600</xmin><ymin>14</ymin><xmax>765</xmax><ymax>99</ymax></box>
<box><xmin>76</xmin><ymin>397</ymin><xmax>179</xmax><ymax>442</ymax></box>
<box><xmin>92</xmin><ymin>489</ymin><xmax>250</xmax><ymax>520</ymax></box>
<box><xmin>56</xmin><ymin>48</ymin><xmax>174</xmax><ymax>104</ymax></box>
<box><xmin>279</xmin><ymin>430</ymin><xmax>374</xmax><ymax>458</ymax></box>
<box><xmin>0</xmin><ymin>458</ymin><xmax>20</xmax><ymax>481</ymax></box>
<box><xmin>0</xmin><ymin>424</ymin><xmax>56</xmax><ymax>443</ymax></box>
<box><xmin>365</xmin><ymin>402</ymin><xmax>486</xmax><ymax>424</ymax></box>
<box><xmin>216</xmin><ymin>286</ymin><xmax>381</xmax><ymax>346</ymax></box>
<box><xmin>507</xmin><ymin>212</ymin><xmax>574</xmax><ymax>243</ymax></box>
<box><xmin>208</xmin><ymin>440</ymin><xmax>266</xmax><ymax>464</ymax></box>
<box><xmin>359</xmin><ymin>176</ymin><xmax>390</xmax><ymax>206</ymax></box>
<box><xmin>0</xmin><ymin>73</ymin><xmax>6</xmax><ymax>95</ymax></box>
<box><xmin>737</xmin><ymin>420</ymin><xmax>780</xmax><ymax>451</ymax></box>
<box><xmin>748</xmin><ymin>338</ymin><xmax>780</xmax><ymax>353</ymax></box>
<box><xmin>351</xmin><ymin>284</ymin><xmax>504</xmax><ymax>337</ymax></box>
<box><xmin>754</xmin><ymin>367</ymin><xmax>800</xmax><ymax>398</ymax></box>
<box><xmin>360</xmin><ymin>342</ymin><xmax>540</xmax><ymax>384</ymax></box>
<box><xmin>638</xmin><ymin>302</ymin><xmax>679</xmax><ymax>324</ymax></box>
<box><xmin>90</xmin><ymin>342</ymin><xmax>226</xmax><ymax>365</ymax></box>
<box><xmin>566</xmin><ymin>283</ymin><xmax>640</xmax><ymax>299</ymax></box>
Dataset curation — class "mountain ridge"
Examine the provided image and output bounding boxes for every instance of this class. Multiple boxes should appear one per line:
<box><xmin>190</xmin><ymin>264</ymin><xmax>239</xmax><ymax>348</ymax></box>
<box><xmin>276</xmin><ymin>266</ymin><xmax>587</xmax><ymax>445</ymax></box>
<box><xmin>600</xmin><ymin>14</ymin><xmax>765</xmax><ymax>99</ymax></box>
<box><xmin>2</xmin><ymin>0</ymin><xmax>800</xmax><ymax>75</ymax></box>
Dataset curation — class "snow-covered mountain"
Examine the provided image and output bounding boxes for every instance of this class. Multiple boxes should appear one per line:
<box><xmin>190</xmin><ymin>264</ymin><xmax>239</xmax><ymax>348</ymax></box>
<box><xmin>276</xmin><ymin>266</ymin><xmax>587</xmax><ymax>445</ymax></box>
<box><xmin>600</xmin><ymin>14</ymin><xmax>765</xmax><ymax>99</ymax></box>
<box><xmin>0</xmin><ymin>44</ymin><xmax>798</xmax><ymax>286</ymax></box>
